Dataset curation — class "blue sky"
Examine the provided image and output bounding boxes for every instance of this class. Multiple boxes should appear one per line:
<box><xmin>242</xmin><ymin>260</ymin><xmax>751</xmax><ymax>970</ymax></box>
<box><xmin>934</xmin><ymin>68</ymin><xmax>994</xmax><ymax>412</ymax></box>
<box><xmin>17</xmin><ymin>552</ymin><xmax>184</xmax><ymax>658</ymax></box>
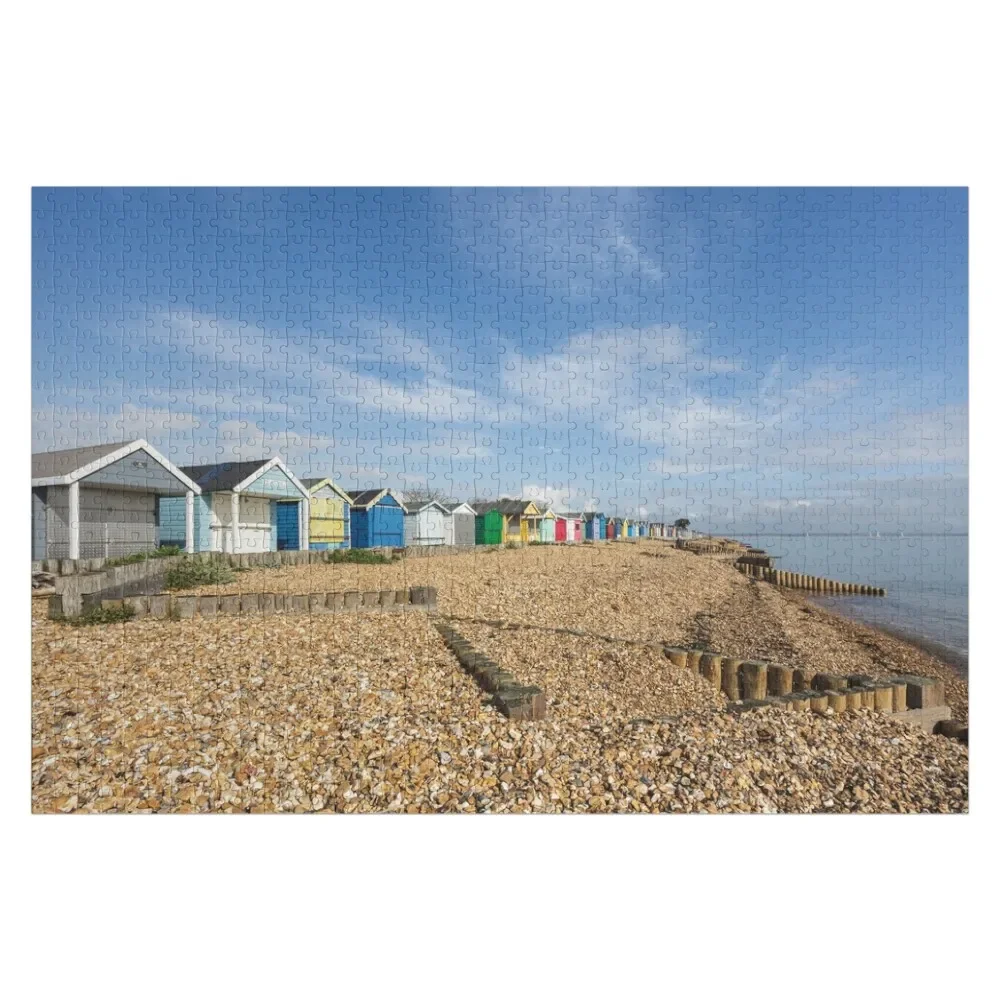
<box><xmin>31</xmin><ymin>187</ymin><xmax>968</xmax><ymax>533</ymax></box>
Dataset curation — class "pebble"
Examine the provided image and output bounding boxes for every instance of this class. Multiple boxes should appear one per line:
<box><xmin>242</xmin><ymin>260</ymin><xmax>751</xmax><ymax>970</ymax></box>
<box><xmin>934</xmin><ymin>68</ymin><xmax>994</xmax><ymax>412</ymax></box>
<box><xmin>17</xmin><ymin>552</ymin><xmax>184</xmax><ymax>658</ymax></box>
<box><xmin>30</xmin><ymin>544</ymin><xmax>969</xmax><ymax>814</ymax></box>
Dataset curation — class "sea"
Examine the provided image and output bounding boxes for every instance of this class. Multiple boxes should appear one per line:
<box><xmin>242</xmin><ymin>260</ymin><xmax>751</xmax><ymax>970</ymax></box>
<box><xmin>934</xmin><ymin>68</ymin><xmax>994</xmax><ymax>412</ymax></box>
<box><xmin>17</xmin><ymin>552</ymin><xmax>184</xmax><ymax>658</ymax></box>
<box><xmin>737</xmin><ymin>534</ymin><xmax>969</xmax><ymax>668</ymax></box>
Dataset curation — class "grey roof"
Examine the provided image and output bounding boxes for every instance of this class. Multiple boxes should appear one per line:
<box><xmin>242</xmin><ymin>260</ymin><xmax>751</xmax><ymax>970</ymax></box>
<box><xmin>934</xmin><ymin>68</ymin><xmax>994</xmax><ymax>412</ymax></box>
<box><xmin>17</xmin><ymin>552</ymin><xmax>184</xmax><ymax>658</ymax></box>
<box><xmin>32</xmin><ymin>440</ymin><xmax>130</xmax><ymax>479</ymax></box>
<box><xmin>471</xmin><ymin>499</ymin><xmax>539</xmax><ymax>516</ymax></box>
<box><xmin>347</xmin><ymin>489</ymin><xmax>397</xmax><ymax>508</ymax></box>
<box><xmin>560</xmin><ymin>511</ymin><xmax>604</xmax><ymax>521</ymax></box>
<box><xmin>300</xmin><ymin>477</ymin><xmax>328</xmax><ymax>490</ymax></box>
<box><xmin>444</xmin><ymin>502</ymin><xmax>474</xmax><ymax>513</ymax></box>
<box><xmin>401</xmin><ymin>499</ymin><xmax>447</xmax><ymax>514</ymax></box>
<box><xmin>180</xmin><ymin>460</ymin><xmax>271</xmax><ymax>492</ymax></box>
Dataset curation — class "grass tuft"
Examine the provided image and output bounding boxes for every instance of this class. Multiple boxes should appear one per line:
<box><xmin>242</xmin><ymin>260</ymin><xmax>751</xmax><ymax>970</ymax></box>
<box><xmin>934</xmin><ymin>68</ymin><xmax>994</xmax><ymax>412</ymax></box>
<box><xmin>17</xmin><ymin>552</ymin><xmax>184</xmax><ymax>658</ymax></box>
<box><xmin>163</xmin><ymin>560</ymin><xmax>235</xmax><ymax>589</ymax></box>
<box><xmin>324</xmin><ymin>549</ymin><xmax>393</xmax><ymax>565</ymax></box>
<box><xmin>62</xmin><ymin>604</ymin><xmax>137</xmax><ymax>626</ymax></box>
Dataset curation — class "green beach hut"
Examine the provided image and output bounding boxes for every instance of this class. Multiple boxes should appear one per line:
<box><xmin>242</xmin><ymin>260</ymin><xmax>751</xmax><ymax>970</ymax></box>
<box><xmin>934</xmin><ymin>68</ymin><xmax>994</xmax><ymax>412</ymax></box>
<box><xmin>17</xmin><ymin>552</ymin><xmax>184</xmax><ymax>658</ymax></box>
<box><xmin>472</xmin><ymin>502</ymin><xmax>506</xmax><ymax>545</ymax></box>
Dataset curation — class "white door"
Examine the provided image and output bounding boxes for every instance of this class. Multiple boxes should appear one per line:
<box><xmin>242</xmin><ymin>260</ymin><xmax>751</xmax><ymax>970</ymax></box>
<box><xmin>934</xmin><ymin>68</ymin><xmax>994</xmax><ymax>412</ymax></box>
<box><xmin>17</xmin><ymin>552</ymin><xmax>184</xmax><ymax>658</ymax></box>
<box><xmin>211</xmin><ymin>493</ymin><xmax>273</xmax><ymax>553</ymax></box>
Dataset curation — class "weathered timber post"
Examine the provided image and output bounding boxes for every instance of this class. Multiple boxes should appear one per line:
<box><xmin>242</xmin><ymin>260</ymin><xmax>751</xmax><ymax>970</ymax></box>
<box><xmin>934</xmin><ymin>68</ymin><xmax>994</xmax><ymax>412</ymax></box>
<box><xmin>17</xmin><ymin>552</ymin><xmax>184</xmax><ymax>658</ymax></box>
<box><xmin>699</xmin><ymin>653</ymin><xmax>723</xmax><ymax>690</ymax></box>
<box><xmin>767</xmin><ymin>664</ymin><xmax>794</xmax><ymax>697</ymax></box>
<box><xmin>739</xmin><ymin>661</ymin><xmax>769</xmax><ymax>701</ymax></box>
<box><xmin>721</xmin><ymin>658</ymin><xmax>743</xmax><ymax>700</ymax></box>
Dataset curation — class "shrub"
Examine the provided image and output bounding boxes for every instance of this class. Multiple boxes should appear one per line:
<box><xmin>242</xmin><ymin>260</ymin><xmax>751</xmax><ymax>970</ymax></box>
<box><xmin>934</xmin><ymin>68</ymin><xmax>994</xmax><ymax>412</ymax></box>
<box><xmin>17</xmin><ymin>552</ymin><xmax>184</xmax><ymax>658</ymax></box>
<box><xmin>324</xmin><ymin>549</ymin><xmax>393</xmax><ymax>565</ymax></box>
<box><xmin>163</xmin><ymin>560</ymin><xmax>235</xmax><ymax>589</ymax></box>
<box><xmin>63</xmin><ymin>603</ymin><xmax>137</xmax><ymax>626</ymax></box>
<box><xmin>103</xmin><ymin>545</ymin><xmax>182</xmax><ymax>568</ymax></box>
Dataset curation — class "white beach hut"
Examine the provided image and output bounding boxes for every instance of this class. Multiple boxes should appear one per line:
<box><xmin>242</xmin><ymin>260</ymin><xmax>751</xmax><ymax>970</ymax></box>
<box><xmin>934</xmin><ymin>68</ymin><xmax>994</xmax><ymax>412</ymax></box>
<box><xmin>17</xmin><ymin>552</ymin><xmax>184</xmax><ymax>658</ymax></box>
<box><xmin>402</xmin><ymin>499</ymin><xmax>449</xmax><ymax>547</ymax></box>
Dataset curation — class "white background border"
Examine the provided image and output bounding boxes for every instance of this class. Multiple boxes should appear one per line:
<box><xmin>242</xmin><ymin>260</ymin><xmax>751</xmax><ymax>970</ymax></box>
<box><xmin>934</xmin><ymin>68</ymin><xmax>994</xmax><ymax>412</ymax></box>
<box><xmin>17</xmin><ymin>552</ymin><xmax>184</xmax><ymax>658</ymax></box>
<box><xmin>2</xmin><ymin>2</ymin><xmax>994</xmax><ymax>997</ymax></box>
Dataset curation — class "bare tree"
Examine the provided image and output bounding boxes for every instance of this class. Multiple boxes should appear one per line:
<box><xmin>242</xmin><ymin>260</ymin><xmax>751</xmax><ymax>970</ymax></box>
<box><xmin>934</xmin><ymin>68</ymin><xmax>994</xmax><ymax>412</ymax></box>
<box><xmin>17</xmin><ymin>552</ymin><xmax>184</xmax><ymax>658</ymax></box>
<box><xmin>403</xmin><ymin>488</ymin><xmax>455</xmax><ymax>505</ymax></box>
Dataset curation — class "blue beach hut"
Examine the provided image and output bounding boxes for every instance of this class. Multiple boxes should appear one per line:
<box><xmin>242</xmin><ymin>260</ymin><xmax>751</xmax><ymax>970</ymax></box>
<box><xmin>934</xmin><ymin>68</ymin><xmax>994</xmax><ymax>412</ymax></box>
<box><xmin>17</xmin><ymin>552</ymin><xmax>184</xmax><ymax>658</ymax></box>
<box><xmin>160</xmin><ymin>456</ymin><xmax>310</xmax><ymax>553</ymax></box>
<box><xmin>347</xmin><ymin>489</ymin><xmax>405</xmax><ymax>548</ymax></box>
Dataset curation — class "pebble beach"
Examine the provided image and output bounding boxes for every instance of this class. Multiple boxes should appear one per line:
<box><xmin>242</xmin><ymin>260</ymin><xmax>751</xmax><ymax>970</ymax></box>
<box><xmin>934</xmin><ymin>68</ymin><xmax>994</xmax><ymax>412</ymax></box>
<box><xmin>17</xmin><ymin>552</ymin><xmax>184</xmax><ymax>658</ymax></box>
<box><xmin>31</xmin><ymin>540</ymin><xmax>969</xmax><ymax>813</ymax></box>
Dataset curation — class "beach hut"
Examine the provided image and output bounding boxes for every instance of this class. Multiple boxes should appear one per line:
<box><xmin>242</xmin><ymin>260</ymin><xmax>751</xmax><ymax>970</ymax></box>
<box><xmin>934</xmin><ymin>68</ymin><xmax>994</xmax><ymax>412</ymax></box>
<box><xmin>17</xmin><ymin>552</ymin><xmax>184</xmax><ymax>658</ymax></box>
<box><xmin>538</xmin><ymin>509</ymin><xmax>556</xmax><ymax>543</ymax></box>
<box><xmin>31</xmin><ymin>438</ymin><xmax>202</xmax><ymax>560</ymax></box>
<box><xmin>557</xmin><ymin>513</ymin><xmax>585</xmax><ymax>543</ymax></box>
<box><xmin>443</xmin><ymin>502</ymin><xmax>476</xmax><ymax>546</ymax></box>
<box><xmin>347</xmin><ymin>489</ymin><xmax>405</xmax><ymax>548</ymax></box>
<box><xmin>582</xmin><ymin>512</ymin><xmax>605</xmax><ymax>541</ymax></box>
<box><xmin>163</xmin><ymin>456</ymin><xmax>310</xmax><ymax>553</ymax></box>
<box><xmin>472</xmin><ymin>503</ymin><xmax>506</xmax><ymax>545</ymax></box>
<box><xmin>300</xmin><ymin>478</ymin><xmax>352</xmax><ymax>550</ymax></box>
<box><xmin>471</xmin><ymin>499</ymin><xmax>542</xmax><ymax>544</ymax></box>
<box><xmin>554</xmin><ymin>514</ymin><xmax>568</xmax><ymax>543</ymax></box>
<box><xmin>503</xmin><ymin>499</ymin><xmax>542</xmax><ymax>542</ymax></box>
<box><xmin>402</xmin><ymin>499</ymin><xmax>448</xmax><ymax>547</ymax></box>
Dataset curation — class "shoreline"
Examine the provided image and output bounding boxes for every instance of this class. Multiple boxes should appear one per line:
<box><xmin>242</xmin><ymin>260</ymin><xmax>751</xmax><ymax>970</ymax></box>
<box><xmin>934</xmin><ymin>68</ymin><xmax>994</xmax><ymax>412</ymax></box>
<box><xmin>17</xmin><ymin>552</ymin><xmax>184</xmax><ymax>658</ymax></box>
<box><xmin>806</xmin><ymin>597</ymin><xmax>968</xmax><ymax>678</ymax></box>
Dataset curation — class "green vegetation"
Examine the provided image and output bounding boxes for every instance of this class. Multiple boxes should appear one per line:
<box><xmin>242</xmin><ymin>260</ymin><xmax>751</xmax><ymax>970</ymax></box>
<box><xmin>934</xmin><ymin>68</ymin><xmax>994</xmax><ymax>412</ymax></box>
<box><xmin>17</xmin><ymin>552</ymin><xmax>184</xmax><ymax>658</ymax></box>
<box><xmin>163</xmin><ymin>560</ymin><xmax>236</xmax><ymax>589</ymax></box>
<box><xmin>103</xmin><ymin>545</ymin><xmax>182</xmax><ymax>568</ymax></box>
<box><xmin>61</xmin><ymin>603</ymin><xmax>137</xmax><ymax>626</ymax></box>
<box><xmin>324</xmin><ymin>549</ymin><xmax>393</xmax><ymax>565</ymax></box>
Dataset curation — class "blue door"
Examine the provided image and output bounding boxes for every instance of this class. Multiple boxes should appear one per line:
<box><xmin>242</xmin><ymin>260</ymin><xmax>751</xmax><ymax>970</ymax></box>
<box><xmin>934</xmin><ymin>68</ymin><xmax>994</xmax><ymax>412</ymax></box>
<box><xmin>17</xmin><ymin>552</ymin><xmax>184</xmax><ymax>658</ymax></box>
<box><xmin>276</xmin><ymin>501</ymin><xmax>300</xmax><ymax>550</ymax></box>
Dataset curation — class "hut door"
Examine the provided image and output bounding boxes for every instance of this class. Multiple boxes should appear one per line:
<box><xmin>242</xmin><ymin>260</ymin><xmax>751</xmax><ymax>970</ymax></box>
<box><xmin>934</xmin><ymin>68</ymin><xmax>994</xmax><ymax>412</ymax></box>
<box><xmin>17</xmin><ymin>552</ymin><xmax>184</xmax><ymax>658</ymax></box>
<box><xmin>276</xmin><ymin>501</ymin><xmax>300</xmax><ymax>550</ymax></box>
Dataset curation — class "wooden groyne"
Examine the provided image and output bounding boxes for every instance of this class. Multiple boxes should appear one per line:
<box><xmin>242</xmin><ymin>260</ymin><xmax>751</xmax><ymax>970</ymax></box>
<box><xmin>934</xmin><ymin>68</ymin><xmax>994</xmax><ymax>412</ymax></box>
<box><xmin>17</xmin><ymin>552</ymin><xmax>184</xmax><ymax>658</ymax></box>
<box><xmin>737</xmin><ymin>562</ymin><xmax>886</xmax><ymax>596</ymax></box>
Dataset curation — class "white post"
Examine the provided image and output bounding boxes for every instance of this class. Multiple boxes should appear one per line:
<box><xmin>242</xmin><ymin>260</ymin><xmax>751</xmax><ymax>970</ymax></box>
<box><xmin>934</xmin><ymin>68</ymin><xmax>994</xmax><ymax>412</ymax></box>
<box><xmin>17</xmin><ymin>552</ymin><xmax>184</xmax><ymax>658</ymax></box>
<box><xmin>185</xmin><ymin>491</ymin><xmax>195</xmax><ymax>553</ymax></box>
<box><xmin>300</xmin><ymin>498</ymin><xmax>308</xmax><ymax>550</ymax></box>
<box><xmin>68</xmin><ymin>480</ymin><xmax>80</xmax><ymax>560</ymax></box>
<box><xmin>230</xmin><ymin>492</ymin><xmax>241</xmax><ymax>553</ymax></box>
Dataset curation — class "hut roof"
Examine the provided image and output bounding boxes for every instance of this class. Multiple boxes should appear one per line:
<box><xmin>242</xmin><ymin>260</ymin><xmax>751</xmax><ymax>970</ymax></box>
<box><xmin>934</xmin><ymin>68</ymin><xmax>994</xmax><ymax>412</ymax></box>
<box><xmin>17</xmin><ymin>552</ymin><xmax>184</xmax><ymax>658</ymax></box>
<box><xmin>179</xmin><ymin>457</ymin><xmax>308</xmax><ymax>497</ymax></box>
<box><xmin>400</xmin><ymin>499</ymin><xmax>448</xmax><ymax>514</ymax></box>
<box><xmin>32</xmin><ymin>441</ymin><xmax>126</xmax><ymax>479</ymax></box>
<box><xmin>347</xmin><ymin>489</ymin><xmax>403</xmax><ymax>509</ymax></box>
<box><xmin>472</xmin><ymin>499</ymin><xmax>539</xmax><ymax>516</ymax></box>
<box><xmin>181</xmin><ymin>460</ymin><xmax>270</xmax><ymax>492</ymax></box>
<box><xmin>300</xmin><ymin>478</ymin><xmax>353</xmax><ymax>502</ymax></box>
<box><xmin>32</xmin><ymin>438</ymin><xmax>201</xmax><ymax>492</ymax></box>
<box><xmin>443</xmin><ymin>501</ymin><xmax>475</xmax><ymax>514</ymax></box>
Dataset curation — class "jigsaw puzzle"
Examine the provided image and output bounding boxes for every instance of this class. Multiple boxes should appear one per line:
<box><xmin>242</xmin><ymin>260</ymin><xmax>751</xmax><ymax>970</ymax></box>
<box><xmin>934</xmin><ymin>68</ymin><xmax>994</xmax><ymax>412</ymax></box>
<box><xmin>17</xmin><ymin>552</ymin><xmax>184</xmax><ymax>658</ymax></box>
<box><xmin>30</xmin><ymin>187</ymin><xmax>969</xmax><ymax>814</ymax></box>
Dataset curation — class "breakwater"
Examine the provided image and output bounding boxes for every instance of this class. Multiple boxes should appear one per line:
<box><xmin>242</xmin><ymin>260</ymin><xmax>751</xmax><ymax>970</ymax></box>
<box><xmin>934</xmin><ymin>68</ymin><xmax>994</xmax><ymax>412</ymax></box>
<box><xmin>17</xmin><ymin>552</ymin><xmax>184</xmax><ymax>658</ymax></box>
<box><xmin>737</xmin><ymin>562</ymin><xmax>886</xmax><ymax>596</ymax></box>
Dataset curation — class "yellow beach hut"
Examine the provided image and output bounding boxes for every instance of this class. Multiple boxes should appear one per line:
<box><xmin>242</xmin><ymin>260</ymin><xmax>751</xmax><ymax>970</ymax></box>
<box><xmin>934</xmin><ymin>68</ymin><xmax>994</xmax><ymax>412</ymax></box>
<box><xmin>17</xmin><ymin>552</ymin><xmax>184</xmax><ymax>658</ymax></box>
<box><xmin>301</xmin><ymin>478</ymin><xmax>352</xmax><ymax>550</ymax></box>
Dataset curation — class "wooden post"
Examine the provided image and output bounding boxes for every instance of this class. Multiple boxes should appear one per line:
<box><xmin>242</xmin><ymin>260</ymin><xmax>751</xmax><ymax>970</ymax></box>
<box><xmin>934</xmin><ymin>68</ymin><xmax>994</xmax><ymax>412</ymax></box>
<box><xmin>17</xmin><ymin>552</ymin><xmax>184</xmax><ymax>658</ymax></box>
<box><xmin>664</xmin><ymin>647</ymin><xmax>689</xmax><ymax>668</ymax></box>
<box><xmin>767</xmin><ymin>664</ymin><xmax>794</xmax><ymax>697</ymax></box>
<box><xmin>844</xmin><ymin>688</ymin><xmax>863</xmax><ymax>711</ymax></box>
<box><xmin>699</xmin><ymin>653</ymin><xmax>723</xmax><ymax>690</ymax></box>
<box><xmin>826</xmin><ymin>691</ymin><xmax>847</xmax><ymax>713</ymax></box>
<box><xmin>230</xmin><ymin>492</ymin><xmax>241</xmax><ymax>553</ymax></box>
<box><xmin>686</xmin><ymin>650</ymin><xmax>703</xmax><ymax>670</ymax></box>
<box><xmin>873</xmin><ymin>684</ymin><xmax>894</xmax><ymax>712</ymax></box>
<box><xmin>740</xmin><ymin>661</ymin><xmax>769</xmax><ymax>701</ymax></box>
<box><xmin>792</xmin><ymin>667</ymin><xmax>813</xmax><ymax>692</ymax></box>
<box><xmin>721</xmin><ymin>658</ymin><xmax>742</xmax><ymax>700</ymax></box>
<box><xmin>810</xmin><ymin>692</ymin><xmax>829</xmax><ymax>713</ymax></box>
<box><xmin>888</xmin><ymin>680</ymin><xmax>908</xmax><ymax>712</ymax></box>
<box><xmin>68</xmin><ymin>480</ymin><xmax>80</xmax><ymax>560</ymax></box>
<box><xmin>813</xmin><ymin>673</ymin><xmax>848</xmax><ymax>691</ymax></box>
<box><xmin>185</xmin><ymin>490</ymin><xmax>195</xmax><ymax>553</ymax></box>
